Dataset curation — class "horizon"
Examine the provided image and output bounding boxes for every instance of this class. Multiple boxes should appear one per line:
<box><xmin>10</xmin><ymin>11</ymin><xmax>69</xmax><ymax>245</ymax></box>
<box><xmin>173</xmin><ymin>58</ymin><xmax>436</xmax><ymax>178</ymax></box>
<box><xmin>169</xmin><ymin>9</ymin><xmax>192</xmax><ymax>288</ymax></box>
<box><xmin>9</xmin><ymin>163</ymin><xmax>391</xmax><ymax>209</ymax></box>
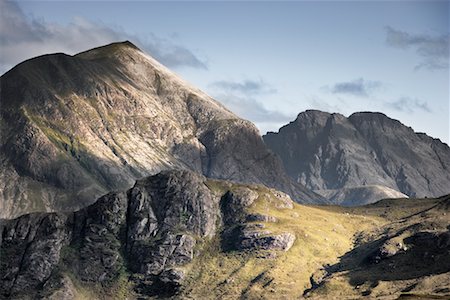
<box><xmin>1</xmin><ymin>0</ymin><xmax>448</xmax><ymax>143</ymax></box>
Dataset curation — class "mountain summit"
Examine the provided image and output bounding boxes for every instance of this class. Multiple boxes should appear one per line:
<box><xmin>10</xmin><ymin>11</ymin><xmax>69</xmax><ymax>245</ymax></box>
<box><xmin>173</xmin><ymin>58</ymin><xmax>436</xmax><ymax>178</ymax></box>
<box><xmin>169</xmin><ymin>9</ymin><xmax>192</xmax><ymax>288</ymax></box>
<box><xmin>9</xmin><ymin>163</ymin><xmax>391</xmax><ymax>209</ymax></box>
<box><xmin>263</xmin><ymin>110</ymin><xmax>450</xmax><ymax>202</ymax></box>
<box><xmin>0</xmin><ymin>41</ymin><xmax>321</xmax><ymax>218</ymax></box>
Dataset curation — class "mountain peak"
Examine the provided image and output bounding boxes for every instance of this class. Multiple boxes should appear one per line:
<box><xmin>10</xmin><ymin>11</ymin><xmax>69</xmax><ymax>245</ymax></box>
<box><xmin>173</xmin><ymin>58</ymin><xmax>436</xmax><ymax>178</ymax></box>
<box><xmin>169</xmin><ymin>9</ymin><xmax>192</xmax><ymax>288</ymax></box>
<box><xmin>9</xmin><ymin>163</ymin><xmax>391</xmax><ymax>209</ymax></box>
<box><xmin>0</xmin><ymin>41</ymin><xmax>322</xmax><ymax>218</ymax></box>
<box><xmin>75</xmin><ymin>40</ymin><xmax>142</xmax><ymax>60</ymax></box>
<box><xmin>348</xmin><ymin>111</ymin><xmax>404</xmax><ymax>129</ymax></box>
<box><xmin>263</xmin><ymin>110</ymin><xmax>450</xmax><ymax>199</ymax></box>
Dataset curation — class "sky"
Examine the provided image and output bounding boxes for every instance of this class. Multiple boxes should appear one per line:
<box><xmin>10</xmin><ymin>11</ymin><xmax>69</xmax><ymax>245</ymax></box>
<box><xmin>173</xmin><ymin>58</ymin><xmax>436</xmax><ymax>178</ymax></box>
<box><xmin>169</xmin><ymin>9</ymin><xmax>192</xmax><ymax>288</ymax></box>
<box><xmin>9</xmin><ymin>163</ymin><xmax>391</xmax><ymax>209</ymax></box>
<box><xmin>1</xmin><ymin>0</ymin><xmax>449</xmax><ymax>143</ymax></box>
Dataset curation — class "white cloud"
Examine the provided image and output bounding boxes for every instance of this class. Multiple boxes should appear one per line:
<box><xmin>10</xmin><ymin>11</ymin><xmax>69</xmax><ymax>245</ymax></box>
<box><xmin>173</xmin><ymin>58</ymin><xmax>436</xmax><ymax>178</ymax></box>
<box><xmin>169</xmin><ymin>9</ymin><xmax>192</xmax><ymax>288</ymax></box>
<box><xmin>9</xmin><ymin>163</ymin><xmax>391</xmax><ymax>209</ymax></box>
<box><xmin>210</xmin><ymin>79</ymin><xmax>277</xmax><ymax>95</ymax></box>
<box><xmin>0</xmin><ymin>0</ymin><xmax>206</xmax><ymax>74</ymax></box>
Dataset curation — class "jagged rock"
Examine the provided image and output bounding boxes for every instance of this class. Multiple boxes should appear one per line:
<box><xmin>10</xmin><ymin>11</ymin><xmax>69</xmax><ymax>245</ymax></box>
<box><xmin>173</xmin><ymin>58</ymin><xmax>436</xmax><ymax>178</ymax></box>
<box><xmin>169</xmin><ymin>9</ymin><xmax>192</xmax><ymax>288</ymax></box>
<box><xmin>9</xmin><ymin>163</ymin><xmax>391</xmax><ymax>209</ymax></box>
<box><xmin>238</xmin><ymin>229</ymin><xmax>296</xmax><ymax>252</ymax></box>
<box><xmin>369</xmin><ymin>229</ymin><xmax>450</xmax><ymax>265</ymax></box>
<box><xmin>270</xmin><ymin>190</ymin><xmax>295</xmax><ymax>209</ymax></box>
<box><xmin>246</xmin><ymin>213</ymin><xmax>278</xmax><ymax>223</ymax></box>
<box><xmin>0</xmin><ymin>169</ymin><xmax>306</xmax><ymax>298</ymax></box>
<box><xmin>3</xmin><ymin>170</ymin><xmax>293</xmax><ymax>298</ymax></box>
<box><xmin>221</xmin><ymin>187</ymin><xmax>259</xmax><ymax>225</ymax></box>
<box><xmin>40</xmin><ymin>274</ymin><xmax>77</xmax><ymax>300</ymax></box>
<box><xmin>159</xmin><ymin>268</ymin><xmax>185</xmax><ymax>285</ymax></box>
<box><xmin>127</xmin><ymin>170</ymin><xmax>219</xmax><ymax>239</ymax></box>
<box><xmin>0</xmin><ymin>41</ymin><xmax>322</xmax><ymax>219</ymax></box>
<box><xmin>137</xmin><ymin>233</ymin><xmax>196</xmax><ymax>276</ymax></box>
<box><xmin>72</xmin><ymin>192</ymin><xmax>128</xmax><ymax>283</ymax></box>
<box><xmin>264</xmin><ymin>110</ymin><xmax>450</xmax><ymax>204</ymax></box>
<box><xmin>0</xmin><ymin>213</ymin><xmax>70</xmax><ymax>298</ymax></box>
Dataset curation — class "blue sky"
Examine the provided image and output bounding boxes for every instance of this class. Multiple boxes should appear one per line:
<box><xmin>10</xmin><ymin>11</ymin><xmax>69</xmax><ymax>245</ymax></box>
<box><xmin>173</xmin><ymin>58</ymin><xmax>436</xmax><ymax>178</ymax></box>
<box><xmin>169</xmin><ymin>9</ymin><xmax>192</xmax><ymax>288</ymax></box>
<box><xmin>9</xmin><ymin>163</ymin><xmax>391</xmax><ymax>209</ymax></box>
<box><xmin>1</xmin><ymin>0</ymin><xmax>449</xmax><ymax>143</ymax></box>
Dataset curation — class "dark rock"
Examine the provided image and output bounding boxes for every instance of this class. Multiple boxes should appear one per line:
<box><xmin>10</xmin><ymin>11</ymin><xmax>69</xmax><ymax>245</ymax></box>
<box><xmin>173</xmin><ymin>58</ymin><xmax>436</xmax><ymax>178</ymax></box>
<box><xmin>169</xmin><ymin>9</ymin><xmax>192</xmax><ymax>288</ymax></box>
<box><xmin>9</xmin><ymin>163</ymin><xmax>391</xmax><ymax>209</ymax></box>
<box><xmin>0</xmin><ymin>170</ymin><xmax>216</xmax><ymax>298</ymax></box>
<box><xmin>263</xmin><ymin>110</ymin><xmax>450</xmax><ymax>203</ymax></box>
<box><xmin>0</xmin><ymin>213</ymin><xmax>70</xmax><ymax>298</ymax></box>
<box><xmin>237</xmin><ymin>227</ymin><xmax>295</xmax><ymax>252</ymax></box>
<box><xmin>0</xmin><ymin>169</ymin><xmax>303</xmax><ymax>298</ymax></box>
<box><xmin>136</xmin><ymin>233</ymin><xmax>196</xmax><ymax>276</ymax></box>
<box><xmin>221</xmin><ymin>187</ymin><xmax>259</xmax><ymax>225</ymax></box>
<box><xmin>39</xmin><ymin>273</ymin><xmax>77</xmax><ymax>300</ymax></box>
<box><xmin>246</xmin><ymin>213</ymin><xmax>278</xmax><ymax>223</ymax></box>
<box><xmin>73</xmin><ymin>192</ymin><xmax>128</xmax><ymax>283</ymax></box>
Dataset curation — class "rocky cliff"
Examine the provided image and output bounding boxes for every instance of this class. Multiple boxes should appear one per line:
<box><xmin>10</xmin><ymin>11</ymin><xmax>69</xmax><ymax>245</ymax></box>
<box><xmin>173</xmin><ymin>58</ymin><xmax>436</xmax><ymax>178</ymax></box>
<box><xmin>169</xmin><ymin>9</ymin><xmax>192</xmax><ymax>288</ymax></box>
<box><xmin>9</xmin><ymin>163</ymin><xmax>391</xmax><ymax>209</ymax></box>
<box><xmin>263</xmin><ymin>110</ymin><xmax>450</xmax><ymax>202</ymax></box>
<box><xmin>1</xmin><ymin>170</ymin><xmax>449</xmax><ymax>299</ymax></box>
<box><xmin>0</xmin><ymin>170</ymin><xmax>299</xmax><ymax>299</ymax></box>
<box><xmin>0</xmin><ymin>41</ymin><xmax>321</xmax><ymax>218</ymax></box>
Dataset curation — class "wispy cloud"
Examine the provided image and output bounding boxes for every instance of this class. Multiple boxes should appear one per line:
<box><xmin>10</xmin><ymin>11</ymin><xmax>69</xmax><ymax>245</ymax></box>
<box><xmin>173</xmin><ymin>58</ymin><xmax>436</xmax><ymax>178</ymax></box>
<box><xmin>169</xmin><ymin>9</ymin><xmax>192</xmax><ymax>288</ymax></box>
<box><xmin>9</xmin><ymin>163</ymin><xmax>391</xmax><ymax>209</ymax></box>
<box><xmin>0</xmin><ymin>0</ymin><xmax>206</xmax><ymax>74</ymax></box>
<box><xmin>308</xmin><ymin>96</ymin><xmax>346</xmax><ymax>114</ymax></box>
<box><xmin>209</xmin><ymin>78</ymin><xmax>290</xmax><ymax>129</ymax></box>
<box><xmin>324</xmin><ymin>78</ymin><xmax>382</xmax><ymax>97</ymax></box>
<box><xmin>385</xmin><ymin>97</ymin><xmax>431</xmax><ymax>113</ymax></box>
<box><xmin>210</xmin><ymin>79</ymin><xmax>277</xmax><ymax>95</ymax></box>
<box><xmin>213</xmin><ymin>94</ymin><xmax>289</xmax><ymax>123</ymax></box>
<box><xmin>385</xmin><ymin>26</ymin><xmax>449</xmax><ymax>71</ymax></box>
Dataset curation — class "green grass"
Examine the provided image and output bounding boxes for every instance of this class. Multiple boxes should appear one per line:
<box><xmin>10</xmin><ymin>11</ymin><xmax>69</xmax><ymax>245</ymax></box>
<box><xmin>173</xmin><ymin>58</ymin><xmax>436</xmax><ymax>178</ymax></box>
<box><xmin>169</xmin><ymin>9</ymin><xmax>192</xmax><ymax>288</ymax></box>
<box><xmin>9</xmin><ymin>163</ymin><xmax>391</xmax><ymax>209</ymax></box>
<box><xmin>179</xmin><ymin>185</ymin><xmax>384</xmax><ymax>299</ymax></box>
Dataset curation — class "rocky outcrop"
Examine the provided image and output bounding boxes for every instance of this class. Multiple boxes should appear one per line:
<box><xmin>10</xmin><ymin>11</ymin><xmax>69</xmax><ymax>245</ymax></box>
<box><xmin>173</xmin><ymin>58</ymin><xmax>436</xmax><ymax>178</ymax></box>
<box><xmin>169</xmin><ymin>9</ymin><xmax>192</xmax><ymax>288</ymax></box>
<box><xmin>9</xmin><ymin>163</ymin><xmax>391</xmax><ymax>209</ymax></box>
<box><xmin>263</xmin><ymin>110</ymin><xmax>450</xmax><ymax>203</ymax></box>
<box><xmin>0</xmin><ymin>41</ymin><xmax>322</xmax><ymax>219</ymax></box>
<box><xmin>0</xmin><ymin>213</ymin><xmax>70</xmax><ymax>297</ymax></box>
<box><xmin>220</xmin><ymin>187</ymin><xmax>295</xmax><ymax>252</ymax></box>
<box><xmin>238</xmin><ymin>229</ymin><xmax>295</xmax><ymax>251</ymax></box>
<box><xmin>0</xmin><ymin>170</ymin><xmax>297</xmax><ymax>299</ymax></box>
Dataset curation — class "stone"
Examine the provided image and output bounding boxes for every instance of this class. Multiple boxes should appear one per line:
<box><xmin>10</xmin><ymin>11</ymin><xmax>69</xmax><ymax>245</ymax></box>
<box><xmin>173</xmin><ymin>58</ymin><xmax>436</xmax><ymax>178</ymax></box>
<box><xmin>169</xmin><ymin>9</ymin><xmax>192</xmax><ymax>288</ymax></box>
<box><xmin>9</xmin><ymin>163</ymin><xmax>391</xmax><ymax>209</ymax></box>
<box><xmin>238</xmin><ymin>227</ymin><xmax>296</xmax><ymax>252</ymax></box>
<box><xmin>246</xmin><ymin>213</ymin><xmax>278</xmax><ymax>223</ymax></box>
<box><xmin>221</xmin><ymin>187</ymin><xmax>259</xmax><ymax>225</ymax></box>
<box><xmin>0</xmin><ymin>169</ymin><xmax>304</xmax><ymax>298</ymax></box>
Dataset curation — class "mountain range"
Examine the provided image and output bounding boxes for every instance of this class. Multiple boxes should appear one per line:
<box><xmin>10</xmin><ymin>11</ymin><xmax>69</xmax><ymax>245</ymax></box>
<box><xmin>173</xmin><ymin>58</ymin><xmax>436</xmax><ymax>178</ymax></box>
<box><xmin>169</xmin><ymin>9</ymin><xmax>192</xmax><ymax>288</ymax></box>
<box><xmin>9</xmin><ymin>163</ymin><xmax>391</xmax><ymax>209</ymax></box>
<box><xmin>264</xmin><ymin>110</ymin><xmax>450</xmax><ymax>203</ymax></box>
<box><xmin>0</xmin><ymin>41</ymin><xmax>449</xmax><ymax>299</ymax></box>
<box><xmin>1</xmin><ymin>170</ymin><xmax>449</xmax><ymax>299</ymax></box>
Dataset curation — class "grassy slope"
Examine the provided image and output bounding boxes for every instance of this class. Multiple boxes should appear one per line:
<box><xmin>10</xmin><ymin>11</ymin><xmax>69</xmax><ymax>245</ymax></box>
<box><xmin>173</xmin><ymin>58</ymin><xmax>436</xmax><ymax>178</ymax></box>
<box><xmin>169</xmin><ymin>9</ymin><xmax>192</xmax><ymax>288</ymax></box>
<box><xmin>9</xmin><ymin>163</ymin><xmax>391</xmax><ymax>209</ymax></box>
<box><xmin>307</xmin><ymin>196</ymin><xmax>450</xmax><ymax>300</ymax></box>
<box><xmin>61</xmin><ymin>183</ymin><xmax>448</xmax><ymax>300</ymax></box>
<box><xmin>181</xmin><ymin>182</ymin><xmax>384</xmax><ymax>299</ymax></box>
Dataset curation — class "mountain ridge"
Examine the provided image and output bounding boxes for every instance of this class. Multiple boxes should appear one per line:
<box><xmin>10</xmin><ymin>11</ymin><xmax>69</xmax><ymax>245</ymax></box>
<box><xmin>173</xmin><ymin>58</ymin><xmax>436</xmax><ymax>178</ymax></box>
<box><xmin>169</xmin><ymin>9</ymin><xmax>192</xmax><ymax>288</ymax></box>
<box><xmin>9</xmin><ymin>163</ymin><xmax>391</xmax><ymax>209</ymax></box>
<box><xmin>263</xmin><ymin>109</ymin><xmax>450</xmax><ymax>202</ymax></box>
<box><xmin>0</xmin><ymin>41</ymin><xmax>322</xmax><ymax>219</ymax></box>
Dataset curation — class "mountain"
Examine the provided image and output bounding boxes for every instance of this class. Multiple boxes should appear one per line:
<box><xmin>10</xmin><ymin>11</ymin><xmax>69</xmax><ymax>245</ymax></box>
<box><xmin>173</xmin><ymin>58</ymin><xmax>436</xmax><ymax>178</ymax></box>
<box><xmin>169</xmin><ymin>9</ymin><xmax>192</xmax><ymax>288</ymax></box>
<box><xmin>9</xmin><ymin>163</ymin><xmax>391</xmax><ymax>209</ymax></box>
<box><xmin>315</xmin><ymin>185</ymin><xmax>408</xmax><ymax>206</ymax></box>
<box><xmin>1</xmin><ymin>170</ymin><xmax>449</xmax><ymax>299</ymax></box>
<box><xmin>0</xmin><ymin>41</ymin><xmax>321</xmax><ymax>219</ymax></box>
<box><xmin>263</xmin><ymin>110</ymin><xmax>450</xmax><ymax>203</ymax></box>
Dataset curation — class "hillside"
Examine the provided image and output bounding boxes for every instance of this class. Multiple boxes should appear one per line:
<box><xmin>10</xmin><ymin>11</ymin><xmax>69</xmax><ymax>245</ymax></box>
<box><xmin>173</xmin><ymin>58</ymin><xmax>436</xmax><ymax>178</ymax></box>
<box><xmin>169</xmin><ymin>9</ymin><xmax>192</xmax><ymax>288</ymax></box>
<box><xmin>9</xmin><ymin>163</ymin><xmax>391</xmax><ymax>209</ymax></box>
<box><xmin>1</xmin><ymin>170</ymin><xmax>448</xmax><ymax>299</ymax></box>
<box><xmin>315</xmin><ymin>185</ymin><xmax>408</xmax><ymax>206</ymax></box>
<box><xmin>0</xmin><ymin>41</ymin><xmax>321</xmax><ymax>219</ymax></box>
<box><xmin>263</xmin><ymin>110</ymin><xmax>450</xmax><ymax>203</ymax></box>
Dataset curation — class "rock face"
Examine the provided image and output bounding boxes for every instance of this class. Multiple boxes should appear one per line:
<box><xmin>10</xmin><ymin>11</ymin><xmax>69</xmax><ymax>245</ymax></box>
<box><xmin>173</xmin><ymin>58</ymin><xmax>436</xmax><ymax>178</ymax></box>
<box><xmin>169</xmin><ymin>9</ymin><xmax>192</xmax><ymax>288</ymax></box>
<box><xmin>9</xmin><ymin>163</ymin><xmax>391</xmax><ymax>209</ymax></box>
<box><xmin>220</xmin><ymin>188</ymin><xmax>295</xmax><ymax>252</ymax></box>
<box><xmin>0</xmin><ymin>170</ymin><xmax>296</xmax><ymax>299</ymax></box>
<box><xmin>0</xmin><ymin>41</ymin><xmax>321</xmax><ymax>219</ymax></box>
<box><xmin>263</xmin><ymin>110</ymin><xmax>450</xmax><ymax>202</ymax></box>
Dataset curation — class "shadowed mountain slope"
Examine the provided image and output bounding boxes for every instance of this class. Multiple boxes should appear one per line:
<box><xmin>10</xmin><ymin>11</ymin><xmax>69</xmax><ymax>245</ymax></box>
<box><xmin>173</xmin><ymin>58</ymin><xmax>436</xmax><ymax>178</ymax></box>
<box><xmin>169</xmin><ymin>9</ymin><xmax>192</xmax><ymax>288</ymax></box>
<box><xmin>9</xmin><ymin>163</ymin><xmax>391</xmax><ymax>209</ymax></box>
<box><xmin>0</xmin><ymin>41</ymin><xmax>321</xmax><ymax>218</ymax></box>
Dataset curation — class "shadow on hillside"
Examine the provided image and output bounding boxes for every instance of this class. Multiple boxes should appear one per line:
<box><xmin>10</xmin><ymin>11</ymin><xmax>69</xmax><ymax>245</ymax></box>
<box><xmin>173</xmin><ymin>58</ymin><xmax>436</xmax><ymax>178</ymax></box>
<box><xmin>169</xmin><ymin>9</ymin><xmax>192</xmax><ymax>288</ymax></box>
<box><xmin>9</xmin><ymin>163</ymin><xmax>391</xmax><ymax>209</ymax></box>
<box><xmin>313</xmin><ymin>223</ymin><xmax>450</xmax><ymax>296</ymax></box>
